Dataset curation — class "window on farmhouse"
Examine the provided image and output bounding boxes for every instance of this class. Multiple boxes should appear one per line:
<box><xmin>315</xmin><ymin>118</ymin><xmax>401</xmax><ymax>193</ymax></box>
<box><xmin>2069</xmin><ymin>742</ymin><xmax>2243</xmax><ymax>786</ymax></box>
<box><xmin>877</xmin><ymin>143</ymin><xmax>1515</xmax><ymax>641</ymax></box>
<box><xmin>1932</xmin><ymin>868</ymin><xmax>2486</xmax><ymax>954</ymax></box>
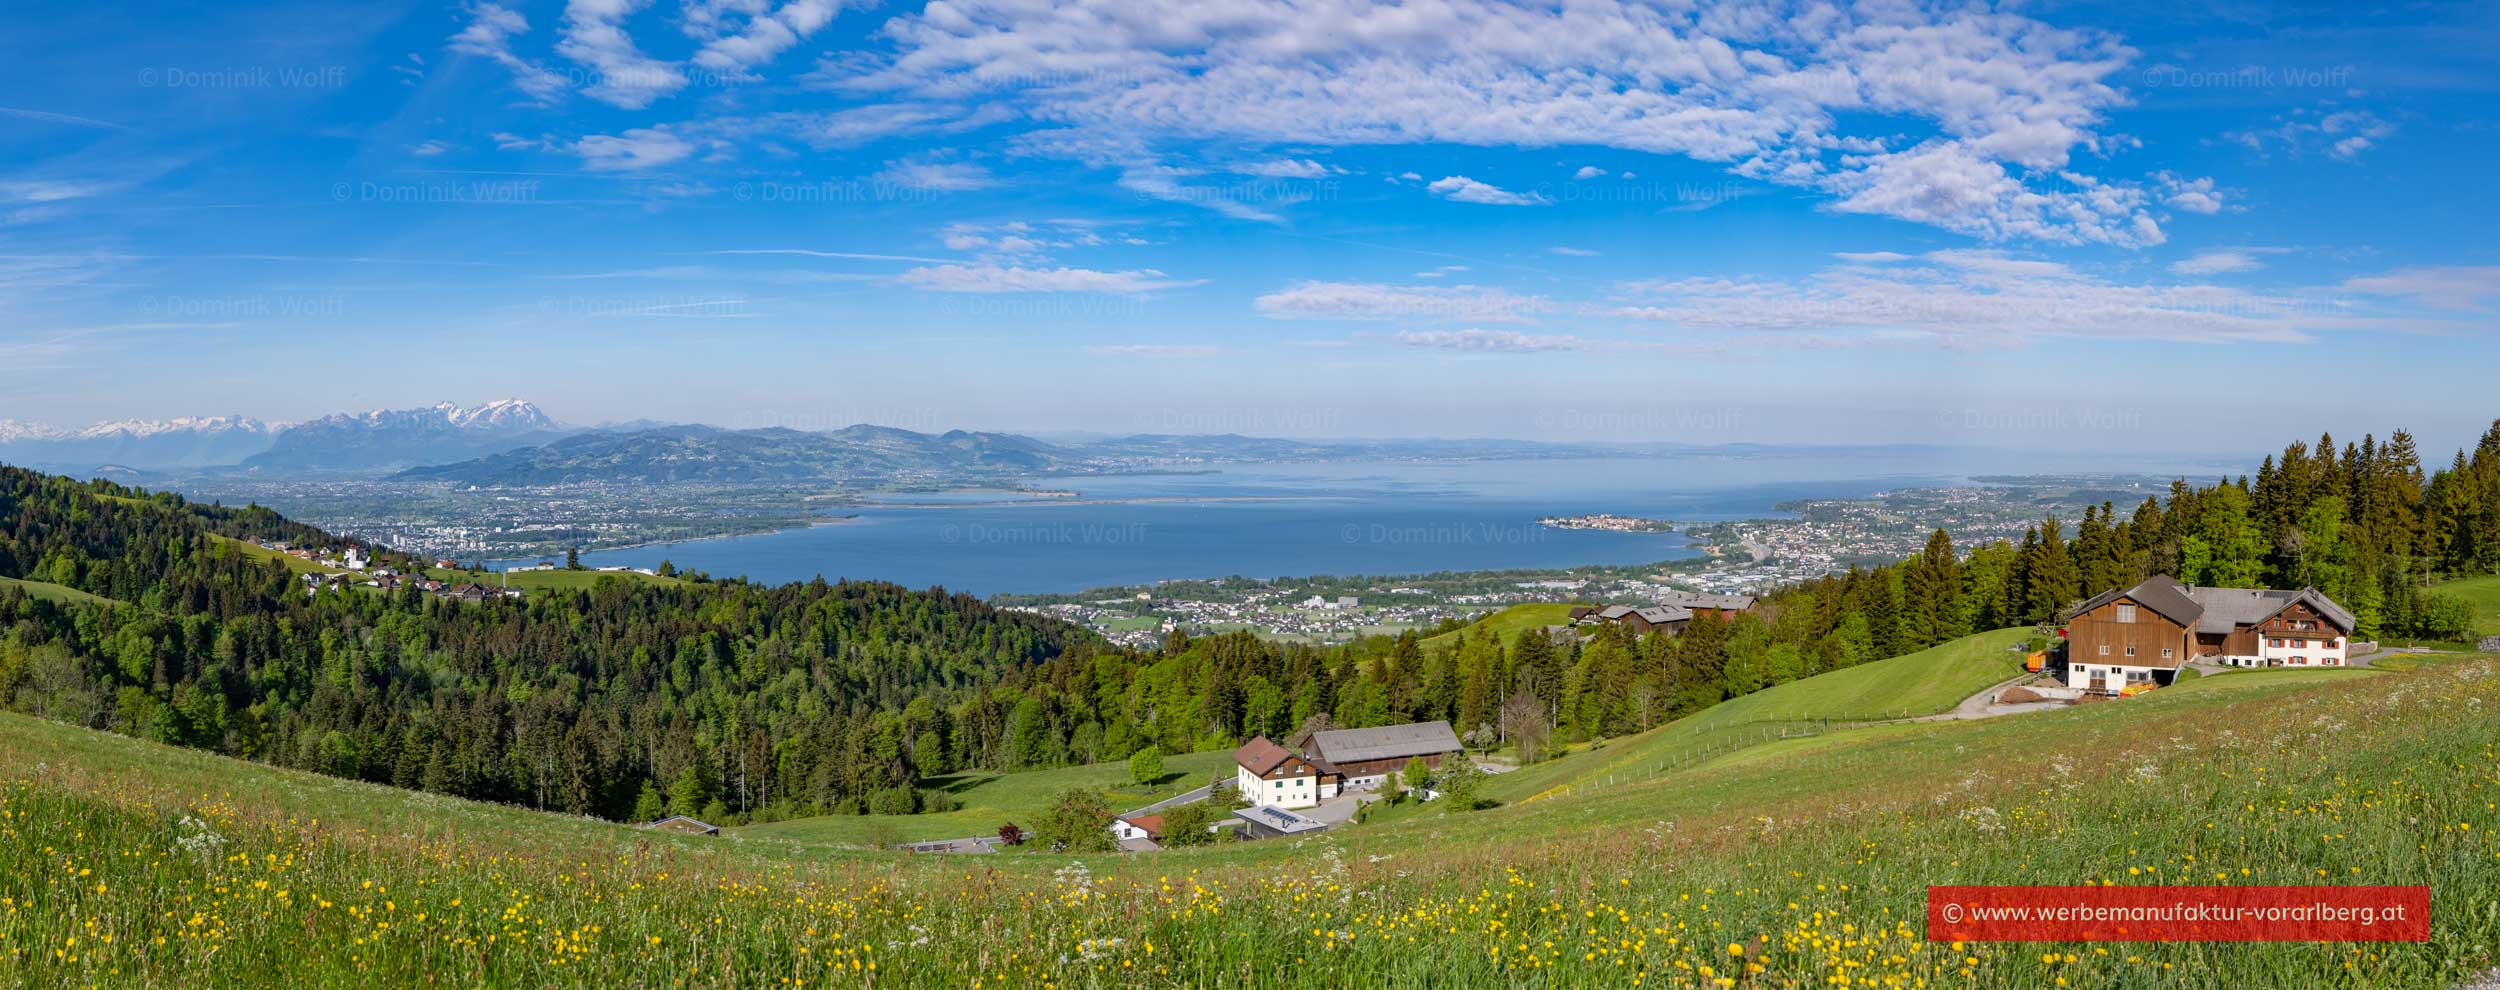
<box><xmin>2116</xmin><ymin>604</ymin><xmax>2137</xmax><ymax>624</ymax></box>
<box><xmin>2124</xmin><ymin>645</ymin><xmax>2136</xmax><ymax>657</ymax></box>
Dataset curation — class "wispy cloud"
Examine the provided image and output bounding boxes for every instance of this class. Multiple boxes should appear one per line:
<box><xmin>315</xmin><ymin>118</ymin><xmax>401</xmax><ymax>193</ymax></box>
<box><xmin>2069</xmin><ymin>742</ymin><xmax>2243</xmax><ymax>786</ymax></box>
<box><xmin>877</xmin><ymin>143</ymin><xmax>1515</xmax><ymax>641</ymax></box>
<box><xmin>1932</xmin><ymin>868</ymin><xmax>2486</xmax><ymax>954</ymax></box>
<box><xmin>1087</xmin><ymin>344</ymin><xmax>1223</xmax><ymax>357</ymax></box>
<box><xmin>2340</xmin><ymin>267</ymin><xmax>2500</xmax><ymax>311</ymax></box>
<box><xmin>897</xmin><ymin>263</ymin><xmax>1195</xmax><ymax>293</ymax></box>
<box><xmin>2169</xmin><ymin>248</ymin><xmax>2287</xmax><ymax>276</ymax></box>
<box><xmin>572</xmin><ymin>128</ymin><xmax>696</xmax><ymax>171</ymax></box>
<box><xmin>1427</xmin><ymin>175</ymin><xmax>1548</xmax><ymax>206</ymax></box>
<box><xmin>1255</xmin><ymin>282</ymin><xmax>1550</xmax><ymax>324</ymax></box>
<box><xmin>1394</xmin><ymin>329</ymin><xmax>1586</xmax><ymax>352</ymax></box>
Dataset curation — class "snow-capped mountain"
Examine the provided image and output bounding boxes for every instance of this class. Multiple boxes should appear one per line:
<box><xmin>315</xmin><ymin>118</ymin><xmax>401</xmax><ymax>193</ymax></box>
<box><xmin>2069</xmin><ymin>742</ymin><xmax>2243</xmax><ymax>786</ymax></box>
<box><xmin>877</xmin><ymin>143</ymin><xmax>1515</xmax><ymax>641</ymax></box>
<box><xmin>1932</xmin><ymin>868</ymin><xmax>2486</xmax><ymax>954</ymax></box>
<box><xmin>240</xmin><ymin>400</ymin><xmax>570</xmax><ymax>473</ymax></box>
<box><xmin>0</xmin><ymin>415</ymin><xmax>280</xmax><ymax>469</ymax></box>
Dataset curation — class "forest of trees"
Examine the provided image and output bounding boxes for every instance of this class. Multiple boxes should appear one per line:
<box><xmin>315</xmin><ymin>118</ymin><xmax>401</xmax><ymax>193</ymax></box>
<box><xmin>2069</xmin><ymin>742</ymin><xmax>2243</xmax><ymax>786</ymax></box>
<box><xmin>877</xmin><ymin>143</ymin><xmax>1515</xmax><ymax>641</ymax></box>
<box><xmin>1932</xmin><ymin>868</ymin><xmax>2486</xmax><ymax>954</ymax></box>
<box><xmin>1</xmin><ymin>420</ymin><xmax>2495</xmax><ymax>826</ymax></box>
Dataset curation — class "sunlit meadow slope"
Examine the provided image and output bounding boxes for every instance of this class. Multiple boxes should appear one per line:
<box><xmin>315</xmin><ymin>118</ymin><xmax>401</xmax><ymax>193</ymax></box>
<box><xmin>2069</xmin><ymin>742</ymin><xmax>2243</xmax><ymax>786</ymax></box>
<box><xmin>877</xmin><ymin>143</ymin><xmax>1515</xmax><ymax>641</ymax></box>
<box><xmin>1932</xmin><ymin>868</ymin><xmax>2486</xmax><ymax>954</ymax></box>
<box><xmin>2</xmin><ymin>656</ymin><xmax>2496</xmax><ymax>989</ymax></box>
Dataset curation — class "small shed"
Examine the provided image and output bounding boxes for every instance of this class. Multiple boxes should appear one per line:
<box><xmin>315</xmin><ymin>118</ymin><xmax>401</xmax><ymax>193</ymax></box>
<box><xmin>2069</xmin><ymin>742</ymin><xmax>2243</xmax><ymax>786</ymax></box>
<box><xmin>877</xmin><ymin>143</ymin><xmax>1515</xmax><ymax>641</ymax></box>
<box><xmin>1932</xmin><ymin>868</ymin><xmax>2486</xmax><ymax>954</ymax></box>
<box><xmin>648</xmin><ymin>815</ymin><xmax>721</xmax><ymax>836</ymax></box>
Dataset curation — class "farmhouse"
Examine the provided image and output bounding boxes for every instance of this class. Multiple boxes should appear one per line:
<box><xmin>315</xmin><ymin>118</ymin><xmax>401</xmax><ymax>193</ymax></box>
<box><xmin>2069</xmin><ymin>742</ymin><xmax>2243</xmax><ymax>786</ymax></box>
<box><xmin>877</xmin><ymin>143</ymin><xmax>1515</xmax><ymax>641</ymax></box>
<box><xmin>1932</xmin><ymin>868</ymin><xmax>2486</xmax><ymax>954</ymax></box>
<box><xmin>2063</xmin><ymin>576</ymin><xmax>2356</xmax><ymax>694</ymax></box>
<box><xmin>1651</xmin><ymin>590</ymin><xmax>1758</xmax><ymax>619</ymax></box>
<box><xmin>1289</xmin><ymin>720</ymin><xmax>1463</xmax><ymax>791</ymax></box>
<box><xmin>1233</xmin><ymin>736</ymin><xmax>1340</xmax><ymax>810</ymax></box>
<box><xmin>1569</xmin><ymin>604</ymin><xmax>1692</xmax><ymax>636</ymax></box>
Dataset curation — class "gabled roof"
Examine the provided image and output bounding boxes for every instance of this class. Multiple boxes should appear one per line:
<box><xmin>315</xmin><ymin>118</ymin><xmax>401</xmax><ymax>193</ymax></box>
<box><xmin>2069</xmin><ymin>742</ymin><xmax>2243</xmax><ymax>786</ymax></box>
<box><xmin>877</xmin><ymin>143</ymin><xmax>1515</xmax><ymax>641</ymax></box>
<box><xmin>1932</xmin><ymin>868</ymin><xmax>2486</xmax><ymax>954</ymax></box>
<box><xmin>2067</xmin><ymin>574</ymin><xmax>2204</xmax><ymax>627</ymax></box>
<box><xmin>1654</xmin><ymin>590</ymin><xmax>1758</xmax><ymax>611</ymax></box>
<box><xmin>1115</xmin><ymin>813</ymin><xmax>1166</xmax><ymax>837</ymax></box>
<box><xmin>648</xmin><ymin>815</ymin><xmax>719</xmax><ymax>832</ymax></box>
<box><xmin>2183</xmin><ymin>585</ymin><xmax>2355</xmax><ymax>635</ymax></box>
<box><xmin>1233</xmin><ymin>736</ymin><xmax>1299</xmax><ymax>776</ymax></box>
<box><xmin>1297</xmin><ymin>721</ymin><xmax>1463</xmax><ymax>765</ymax></box>
<box><xmin>1632</xmin><ymin>605</ymin><xmax>1693</xmax><ymax>625</ymax></box>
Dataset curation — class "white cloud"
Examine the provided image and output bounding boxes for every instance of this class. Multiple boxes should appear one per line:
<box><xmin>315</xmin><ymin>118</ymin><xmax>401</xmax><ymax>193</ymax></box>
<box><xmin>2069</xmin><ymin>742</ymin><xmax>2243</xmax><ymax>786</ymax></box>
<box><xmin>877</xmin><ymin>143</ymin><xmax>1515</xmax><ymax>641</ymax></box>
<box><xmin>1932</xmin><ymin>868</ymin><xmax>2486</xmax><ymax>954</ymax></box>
<box><xmin>1087</xmin><ymin>344</ymin><xmax>1223</xmax><ymax>357</ymax></box>
<box><xmin>1394</xmin><ymin>329</ymin><xmax>1586</xmax><ymax>352</ymax></box>
<box><xmin>1608</xmin><ymin>251</ymin><xmax>2343</xmax><ymax>345</ymax></box>
<box><xmin>572</xmin><ymin>127</ymin><xmax>696</xmax><ymax>170</ymax></box>
<box><xmin>1571</xmin><ymin>165</ymin><xmax>1606</xmax><ymax>180</ymax></box>
<box><xmin>411</xmin><ymin>140</ymin><xmax>450</xmax><ymax>157</ymax></box>
<box><xmin>897</xmin><ymin>263</ymin><xmax>1194</xmax><ymax>293</ymax></box>
<box><xmin>2170</xmin><ymin>249</ymin><xmax>2269</xmax><ymax>276</ymax></box>
<box><xmin>0</xmin><ymin>180</ymin><xmax>113</xmax><ymax>203</ymax></box>
<box><xmin>1255</xmin><ymin>281</ymin><xmax>1549</xmax><ymax>324</ymax></box>
<box><xmin>2340</xmin><ymin>267</ymin><xmax>2500</xmax><ymax>311</ymax></box>
<box><xmin>846</xmin><ymin>0</ymin><xmax>2171</xmax><ymax>242</ymax></box>
<box><xmin>1235</xmin><ymin>158</ymin><xmax>1339</xmax><ymax>178</ymax></box>
<box><xmin>1414</xmin><ymin>265</ymin><xmax>1470</xmax><ymax>278</ymax></box>
<box><xmin>1427</xmin><ymin>175</ymin><xmax>1548</xmax><ymax>206</ymax></box>
<box><xmin>2156</xmin><ymin>172</ymin><xmax>2225</xmax><ymax>214</ymax></box>
<box><xmin>448</xmin><ymin>2</ymin><xmax>570</xmax><ymax>103</ymax></box>
<box><xmin>557</xmin><ymin>0</ymin><xmax>688</xmax><ymax>109</ymax></box>
<box><xmin>2228</xmin><ymin>107</ymin><xmax>2395</xmax><ymax>161</ymax></box>
<box><xmin>876</xmin><ymin>158</ymin><xmax>995</xmax><ymax>191</ymax></box>
<box><xmin>1549</xmin><ymin>246</ymin><xmax>1598</xmax><ymax>257</ymax></box>
<box><xmin>1832</xmin><ymin>251</ymin><xmax>1909</xmax><ymax>264</ymax></box>
<box><xmin>691</xmin><ymin>0</ymin><xmax>847</xmax><ymax>77</ymax></box>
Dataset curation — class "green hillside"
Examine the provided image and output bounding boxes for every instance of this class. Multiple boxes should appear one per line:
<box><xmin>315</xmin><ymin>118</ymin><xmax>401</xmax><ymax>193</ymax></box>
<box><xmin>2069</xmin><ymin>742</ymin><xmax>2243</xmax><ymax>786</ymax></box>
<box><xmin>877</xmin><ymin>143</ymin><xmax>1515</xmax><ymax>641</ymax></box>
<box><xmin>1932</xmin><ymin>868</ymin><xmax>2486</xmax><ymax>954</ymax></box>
<box><xmin>1485</xmin><ymin>627</ymin><xmax>2032</xmax><ymax>803</ymax></box>
<box><xmin>739</xmin><ymin>750</ymin><xmax>1235</xmax><ymax>847</ymax></box>
<box><xmin>208</xmin><ymin>533</ymin><xmax>683</xmax><ymax>594</ymax></box>
<box><xmin>1420</xmin><ymin>602</ymin><xmax>1580</xmax><ymax>651</ymax></box>
<box><xmin>2435</xmin><ymin>573</ymin><xmax>2500</xmax><ymax>637</ymax></box>
<box><xmin>2</xmin><ymin>650</ymin><xmax>2494</xmax><ymax>988</ymax></box>
<box><xmin>0</xmin><ymin>574</ymin><xmax>116</xmax><ymax>606</ymax></box>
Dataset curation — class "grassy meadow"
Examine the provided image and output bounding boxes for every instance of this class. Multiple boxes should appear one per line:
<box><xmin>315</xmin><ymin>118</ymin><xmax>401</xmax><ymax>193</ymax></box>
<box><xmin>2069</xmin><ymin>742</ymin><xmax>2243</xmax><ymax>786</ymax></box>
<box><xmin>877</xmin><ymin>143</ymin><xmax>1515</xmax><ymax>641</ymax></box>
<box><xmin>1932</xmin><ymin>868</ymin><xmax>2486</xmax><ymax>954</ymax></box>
<box><xmin>204</xmin><ymin>534</ymin><xmax>683</xmax><ymax>596</ymax></box>
<box><xmin>0</xmin><ymin>575</ymin><xmax>116</xmax><ymax>607</ymax></box>
<box><xmin>1483</xmin><ymin>626</ymin><xmax>2033</xmax><ymax>804</ymax></box>
<box><xmin>2435</xmin><ymin>573</ymin><xmax>2500</xmax><ymax>638</ymax></box>
<box><xmin>736</xmin><ymin>750</ymin><xmax>1237</xmax><ymax>847</ymax></box>
<box><xmin>2</xmin><ymin>638</ymin><xmax>2495</xmax><ymax>988</ymax></box>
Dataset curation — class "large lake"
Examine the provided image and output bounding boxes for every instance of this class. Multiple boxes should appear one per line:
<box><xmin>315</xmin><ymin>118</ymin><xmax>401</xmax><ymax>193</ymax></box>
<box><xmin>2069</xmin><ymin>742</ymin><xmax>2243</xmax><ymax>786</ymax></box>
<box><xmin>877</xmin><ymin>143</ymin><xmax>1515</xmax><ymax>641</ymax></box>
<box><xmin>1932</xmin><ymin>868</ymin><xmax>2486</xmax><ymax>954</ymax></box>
<box><xmin>534</xmin><ymin>449</ymin><xmax>2208</xmax><ymax>595</ymax></box>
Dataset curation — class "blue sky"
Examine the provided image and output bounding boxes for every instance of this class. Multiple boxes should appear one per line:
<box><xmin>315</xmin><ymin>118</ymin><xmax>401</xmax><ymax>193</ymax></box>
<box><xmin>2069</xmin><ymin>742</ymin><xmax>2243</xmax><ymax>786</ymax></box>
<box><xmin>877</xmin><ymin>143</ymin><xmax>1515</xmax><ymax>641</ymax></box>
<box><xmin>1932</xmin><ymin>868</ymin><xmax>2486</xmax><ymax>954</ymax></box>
<box><xmin>2</xmin><ymin>0</ymin><xmax>2496</xmax><ymax>454</ymax></box>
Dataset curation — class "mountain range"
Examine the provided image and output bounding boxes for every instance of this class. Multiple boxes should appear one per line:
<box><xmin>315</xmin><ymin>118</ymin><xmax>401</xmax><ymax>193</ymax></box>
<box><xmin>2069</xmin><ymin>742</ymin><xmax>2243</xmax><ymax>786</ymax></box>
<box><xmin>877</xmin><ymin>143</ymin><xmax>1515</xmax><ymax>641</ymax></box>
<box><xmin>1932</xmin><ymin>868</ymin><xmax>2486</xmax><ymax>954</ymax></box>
<box><xmin>239</xmin><ymin>399</ymin><xmax>566</xmax><ymax>473</ymax></box>
<box><xmin>0</xmin><ymin>400</ymin><xmax>565</xmax><ymax>474</ymax></box>
<box><xmin>0</xmin><ymin>415</ymin><xmax>281</xmax><ymax>469</ymax></box>
<box><xmin>389</xmin><ymin>424</ymin><xmax>1075</xmax><ymax>485</ymax></box>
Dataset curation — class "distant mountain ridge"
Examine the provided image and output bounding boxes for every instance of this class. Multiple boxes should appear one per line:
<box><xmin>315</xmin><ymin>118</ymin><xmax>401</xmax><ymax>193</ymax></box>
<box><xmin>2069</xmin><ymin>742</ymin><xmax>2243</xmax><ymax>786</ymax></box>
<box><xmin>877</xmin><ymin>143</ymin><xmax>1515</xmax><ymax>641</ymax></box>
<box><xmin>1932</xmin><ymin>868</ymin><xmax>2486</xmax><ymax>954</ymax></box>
<box><xmin>241</xmin><ymin>400</ymin><xmax>569</xmax><ymax>473</ymax></box>
<box><xmin>0</xmin><ymin>415</ymin><xmax>281</xmax><ymax>470</ymax></box>
<box><xmin>391</xmin><ymin>424</ymin><xmax>1075</xmax><ymax>484</ymax></box>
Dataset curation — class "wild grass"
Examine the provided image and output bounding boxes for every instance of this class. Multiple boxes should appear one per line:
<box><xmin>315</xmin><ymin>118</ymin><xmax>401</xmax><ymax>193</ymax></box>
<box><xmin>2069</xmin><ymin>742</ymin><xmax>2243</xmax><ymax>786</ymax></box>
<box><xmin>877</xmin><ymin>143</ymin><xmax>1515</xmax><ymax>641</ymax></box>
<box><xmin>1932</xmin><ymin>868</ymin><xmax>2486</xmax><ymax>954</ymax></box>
<box><xmin>1</xmin><ymin>654</ymin><xmax>2494</xmax><ymax>988</ymax></box>
<box><xmin>1485</xmin><ymin>627</ymin><xmax>2032</xmax><ymax>803</ymax></box>
<box><xmin>1420</xmin><ymin>602</ymin><xmax>1582</xmax><ymax>652</ymax></box>
<box><xmin>0</xmin><ymin>575</ymin><xmax>115</xmax><ymax>607</ymax></box>
<box><xmin>736</xmin><ymin>751</ymin><xmax>1236</xmax><ymax>847</ymax></box>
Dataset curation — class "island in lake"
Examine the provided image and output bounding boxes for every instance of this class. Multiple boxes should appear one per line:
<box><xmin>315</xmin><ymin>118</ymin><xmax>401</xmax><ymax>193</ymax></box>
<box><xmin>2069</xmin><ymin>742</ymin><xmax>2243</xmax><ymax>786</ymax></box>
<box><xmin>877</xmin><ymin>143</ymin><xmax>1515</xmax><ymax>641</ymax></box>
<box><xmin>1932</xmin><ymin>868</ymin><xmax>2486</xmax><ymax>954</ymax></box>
<box><xmin>1537</xmin><ymin>513</ymin><xmax>1679</xmax><ymax>533</ymax></box>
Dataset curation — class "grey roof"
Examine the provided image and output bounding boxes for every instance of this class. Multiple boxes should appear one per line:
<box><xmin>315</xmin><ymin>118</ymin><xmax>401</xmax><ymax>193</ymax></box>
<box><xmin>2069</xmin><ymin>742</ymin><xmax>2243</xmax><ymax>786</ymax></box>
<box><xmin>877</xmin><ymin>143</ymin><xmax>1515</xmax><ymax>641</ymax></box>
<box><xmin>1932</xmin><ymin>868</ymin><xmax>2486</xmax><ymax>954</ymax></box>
<box><xmin>2067</xmin><ymin>574</ymin><xmax>2204</xmax><ymax>627</ymax></box>
<box><xmin>1300</xmin><ymin>720</ymin><xmax>1462</xmax><ymax>765</ymax></box>
<box><xmin>1632</xmin><ymin>605</ymin><xmax>1694</xmax><ymax>625</ymax></box>
<box><xmin>2181</xmin><ymin>585</ymin><xmax>2355</xmax><ymax>635</ymax></box>
<box><xmin>1654</xmin><ymin>590</ymin><xmax>1757</xmax><ymax>611</ymax></box>
<box><xmin>2067</xmin><ymin>575</ymin><xmax>2354</xmax><ymax>635</ymax></box>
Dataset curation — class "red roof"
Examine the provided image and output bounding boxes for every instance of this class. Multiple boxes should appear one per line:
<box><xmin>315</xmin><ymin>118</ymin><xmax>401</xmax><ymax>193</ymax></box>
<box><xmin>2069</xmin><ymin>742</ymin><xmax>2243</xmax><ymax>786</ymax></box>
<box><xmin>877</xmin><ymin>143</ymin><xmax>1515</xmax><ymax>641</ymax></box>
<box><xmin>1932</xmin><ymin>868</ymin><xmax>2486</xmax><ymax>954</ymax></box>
<box><xmin>1118</xmin><ymin>813</ymin><xmax>1166</xmax><ymax>838</ymax></box>
<box><xmin>1233</xmin><ymin>736</ymin><xmax>1297</xmax><ymax>775</ymax></box>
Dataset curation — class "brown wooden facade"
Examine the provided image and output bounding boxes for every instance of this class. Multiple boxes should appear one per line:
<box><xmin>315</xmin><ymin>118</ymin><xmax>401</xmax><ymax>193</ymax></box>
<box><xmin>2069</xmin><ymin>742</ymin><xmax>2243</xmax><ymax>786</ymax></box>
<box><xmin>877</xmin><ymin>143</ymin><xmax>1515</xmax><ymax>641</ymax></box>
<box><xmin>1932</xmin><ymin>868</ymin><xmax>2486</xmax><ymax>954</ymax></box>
<box><xmin>2065</xmin><ymin>595</ymin><xmax>2194</xmax><ymax>670</ymax></box>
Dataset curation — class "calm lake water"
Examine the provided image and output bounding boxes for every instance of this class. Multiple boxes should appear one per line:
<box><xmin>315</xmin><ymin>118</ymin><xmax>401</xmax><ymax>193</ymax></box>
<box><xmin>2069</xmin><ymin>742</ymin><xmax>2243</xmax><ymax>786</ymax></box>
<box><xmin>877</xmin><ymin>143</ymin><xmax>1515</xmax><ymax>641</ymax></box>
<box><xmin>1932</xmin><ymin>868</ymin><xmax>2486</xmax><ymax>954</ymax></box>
<box><xmin>535</xmin><ymin>449</ymin><xmax>2139</xmax><ymax>595</ymax></box>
